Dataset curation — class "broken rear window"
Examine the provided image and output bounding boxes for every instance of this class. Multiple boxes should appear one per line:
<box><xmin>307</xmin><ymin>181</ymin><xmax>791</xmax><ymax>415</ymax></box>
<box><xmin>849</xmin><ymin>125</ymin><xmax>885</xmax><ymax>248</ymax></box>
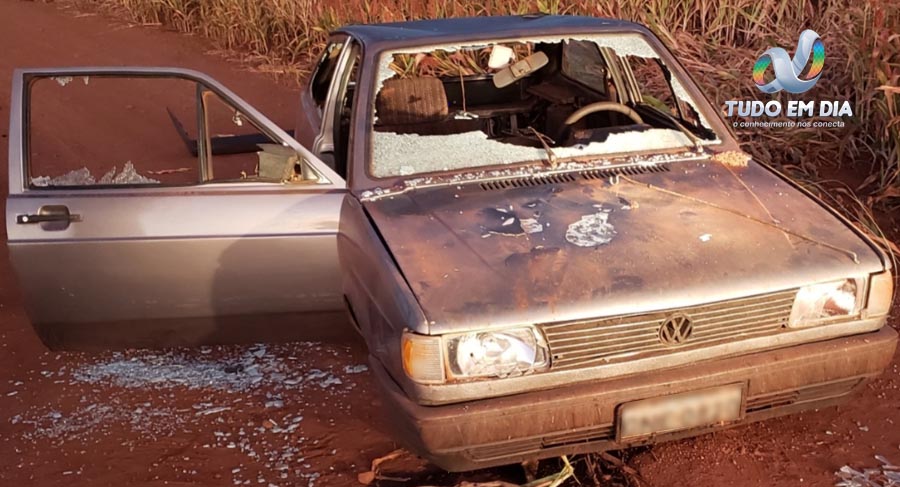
<box><xmin>369</xmin><ymin>34</ymin><xmax>719</xmax><ymax>178</ymax></box>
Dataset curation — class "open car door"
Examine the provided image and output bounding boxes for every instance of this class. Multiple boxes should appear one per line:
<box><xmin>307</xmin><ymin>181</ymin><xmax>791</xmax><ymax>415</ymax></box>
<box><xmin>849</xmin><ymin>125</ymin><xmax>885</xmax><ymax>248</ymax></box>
<box><xmin>6</xmin><ymin>67</ymin><xmax>348</xmax><ymax>347</ymax></box>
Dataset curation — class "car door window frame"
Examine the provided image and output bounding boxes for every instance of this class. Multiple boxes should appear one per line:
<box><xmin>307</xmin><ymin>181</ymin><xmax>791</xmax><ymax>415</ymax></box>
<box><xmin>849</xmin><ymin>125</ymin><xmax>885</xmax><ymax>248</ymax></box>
<box><xmin>309</xmin><ymin>36</ymin><xmax>349</xmax><ymax>117</ymax></box>
<box><xmin>312</xmin><ymin>37</ymin><xmax>354</xmax><ymax>158</ymax></box>
<box><xmin>10</xmin><ymin>67</ymin><xmax>345</xmax><ymax>195</ymax></box>
<box><xmin>326</xmin><ymin>43</ymin><xmax>361</xmax><ymax>180</ymax></box>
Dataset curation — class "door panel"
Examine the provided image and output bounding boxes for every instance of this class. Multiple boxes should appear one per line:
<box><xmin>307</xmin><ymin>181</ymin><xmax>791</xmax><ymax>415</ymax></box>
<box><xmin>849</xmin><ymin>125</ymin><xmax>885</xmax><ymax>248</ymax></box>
<box><xmin>7</xmin><ymin>68</ymin><xmax>347</xmax><ymax>339</ymax></box>
<box><xmin>11</xmin><ymin>236</ymin><xmax>341</xmax><ymax>323</ymax></box>
<box><xmin>7</xmin><ymin>192</ymin><xmax>344</xmax><ymax>324</ymax></box>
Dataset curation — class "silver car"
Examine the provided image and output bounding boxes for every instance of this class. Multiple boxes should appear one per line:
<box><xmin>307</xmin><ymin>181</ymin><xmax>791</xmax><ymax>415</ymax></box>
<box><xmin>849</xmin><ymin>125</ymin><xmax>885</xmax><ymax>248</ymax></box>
<box><xmin>7</xmin><ymin>15</ymin><xmax>896</xmax><ymax>472</ymax></box>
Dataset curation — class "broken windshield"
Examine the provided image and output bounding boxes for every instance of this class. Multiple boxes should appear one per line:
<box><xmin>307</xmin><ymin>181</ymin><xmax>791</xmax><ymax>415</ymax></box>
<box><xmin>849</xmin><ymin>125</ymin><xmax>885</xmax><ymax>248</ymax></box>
<box><xmin>369</xmin><ymin>34</ymin><xmax>719</xmax><ymax>178</ymax></box>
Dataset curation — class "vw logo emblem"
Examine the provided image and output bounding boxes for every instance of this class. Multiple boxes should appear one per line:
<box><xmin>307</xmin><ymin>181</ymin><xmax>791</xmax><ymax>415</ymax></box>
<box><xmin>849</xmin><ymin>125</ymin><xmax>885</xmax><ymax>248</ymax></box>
<box><xmin>659</xmin><ymin>314</ymin><xmax>693</xmax><ymax>346</ymax></box>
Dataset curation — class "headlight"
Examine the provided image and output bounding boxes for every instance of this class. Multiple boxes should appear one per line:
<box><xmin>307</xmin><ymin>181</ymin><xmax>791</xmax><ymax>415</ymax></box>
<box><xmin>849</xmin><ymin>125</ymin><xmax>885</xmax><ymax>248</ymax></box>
<box><xmin>401</xmin><ymin>327</ymin><xmax>550</xmax><ymax>383</ymax></box>
<box><xmin>445</xmin><ymin>328</ymin><xmax>549</xmax><ymax>380</ymax></box>
<box><xmin>788</xmin><ymin>278</ymin><xmax>865</xmax><ymax>328</ymax></box>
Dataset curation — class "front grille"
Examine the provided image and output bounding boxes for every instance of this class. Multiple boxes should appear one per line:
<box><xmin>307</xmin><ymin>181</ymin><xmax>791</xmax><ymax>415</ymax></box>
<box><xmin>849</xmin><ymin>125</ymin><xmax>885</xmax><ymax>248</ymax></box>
<box><xmin>541</xmin><ymin>289</ymin><xmax>797</xmax><ymax>371</ymax></box>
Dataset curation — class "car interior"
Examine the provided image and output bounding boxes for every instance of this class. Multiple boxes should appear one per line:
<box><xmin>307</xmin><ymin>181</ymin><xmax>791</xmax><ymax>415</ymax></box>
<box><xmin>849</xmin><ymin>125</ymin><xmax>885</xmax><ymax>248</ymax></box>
<box><xmin>373</xmin><ymin>40</ymin><xmax>714</xmax><ymax>151</ymax></box>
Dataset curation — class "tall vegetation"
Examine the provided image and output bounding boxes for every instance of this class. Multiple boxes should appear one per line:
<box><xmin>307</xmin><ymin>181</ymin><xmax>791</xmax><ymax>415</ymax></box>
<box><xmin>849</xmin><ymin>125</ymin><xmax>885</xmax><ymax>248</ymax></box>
<box><xmin>86</xmin><ymin>0</ymin><xmax>899</xmax><ymax>210</ymax></box>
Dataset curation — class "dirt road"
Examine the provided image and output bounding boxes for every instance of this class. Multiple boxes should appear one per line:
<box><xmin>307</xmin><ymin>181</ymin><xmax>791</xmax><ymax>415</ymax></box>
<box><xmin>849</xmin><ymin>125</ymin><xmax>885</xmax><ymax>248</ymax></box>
<box><xmin>1</xmin><ymin>2</ymin><xmax>899</xmax><ymax>486</ymax></box>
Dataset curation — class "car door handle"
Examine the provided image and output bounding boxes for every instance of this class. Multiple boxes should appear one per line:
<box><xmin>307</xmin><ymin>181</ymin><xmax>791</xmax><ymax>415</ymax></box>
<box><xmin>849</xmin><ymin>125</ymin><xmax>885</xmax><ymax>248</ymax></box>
<box><xmin>16</xmin><ymin>205</ymin><xmax>81</xmax><ymax>229</ymax></box>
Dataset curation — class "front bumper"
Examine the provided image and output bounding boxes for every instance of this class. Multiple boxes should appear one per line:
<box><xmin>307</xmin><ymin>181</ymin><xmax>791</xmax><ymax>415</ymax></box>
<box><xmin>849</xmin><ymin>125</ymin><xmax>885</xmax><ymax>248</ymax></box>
<box><xmin>373</xmin><ymin>327</ymin><xmax>897</xmax><ymax>472</ymax></box>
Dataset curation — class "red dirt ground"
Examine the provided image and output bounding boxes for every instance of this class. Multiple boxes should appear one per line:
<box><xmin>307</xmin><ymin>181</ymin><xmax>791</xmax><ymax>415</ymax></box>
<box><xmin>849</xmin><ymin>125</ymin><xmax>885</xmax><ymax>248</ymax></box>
<box><xmin>1</xmin><ymin>2</ymin><xmax>899</xmax><ymax>486</ymax></box>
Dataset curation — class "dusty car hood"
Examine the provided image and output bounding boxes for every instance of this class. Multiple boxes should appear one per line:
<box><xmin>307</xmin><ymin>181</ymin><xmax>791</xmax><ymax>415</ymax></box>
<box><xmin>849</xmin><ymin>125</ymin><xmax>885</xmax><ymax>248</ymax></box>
<box><xmin>364</xmin><ymin>158</ymin><xmax>883</xmax><ymax>334</ymax></box>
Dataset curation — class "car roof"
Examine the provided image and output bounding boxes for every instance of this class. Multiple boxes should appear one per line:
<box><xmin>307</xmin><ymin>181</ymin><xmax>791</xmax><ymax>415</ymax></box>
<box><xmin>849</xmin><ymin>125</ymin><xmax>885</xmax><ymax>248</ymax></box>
<box><xmin>334</xmin><ymin>14</ymin><xmax>645</xmax><ymax>50</ymax></box>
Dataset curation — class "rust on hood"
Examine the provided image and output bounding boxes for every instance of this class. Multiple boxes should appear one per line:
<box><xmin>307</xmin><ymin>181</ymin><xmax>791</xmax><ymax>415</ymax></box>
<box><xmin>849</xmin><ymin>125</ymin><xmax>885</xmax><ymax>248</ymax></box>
<box><xmin>364</xmin><ymin>159</ymin><xmax>883</xmax><ymax>334</ymax></box>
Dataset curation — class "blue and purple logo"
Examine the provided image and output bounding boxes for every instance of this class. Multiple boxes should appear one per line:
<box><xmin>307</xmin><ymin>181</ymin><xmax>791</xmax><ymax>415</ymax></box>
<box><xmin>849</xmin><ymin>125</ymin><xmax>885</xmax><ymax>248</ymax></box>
<box><xmin>753</xmin><ymin>29</ymin><xmax>825</xmax><ymax>94</ymax></box>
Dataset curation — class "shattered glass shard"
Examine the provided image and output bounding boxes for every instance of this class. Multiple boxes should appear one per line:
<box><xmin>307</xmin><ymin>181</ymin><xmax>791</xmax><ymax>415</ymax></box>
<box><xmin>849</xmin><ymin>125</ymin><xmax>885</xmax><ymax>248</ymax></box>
<box><xmin>565</xmin><ymin>211</ymin><xmax>616</xmax><ymax>247</ymax></box>
<box><xmin>111</xmin><ymin>161</ymin><xmax>160</xmax><ymax>185</ymax></box>
<box><xmin>31</xmin><ymin>163</ymin><xmax>160</xmax><ymax>187</ymax></box>
<box><xmin>99</xmin><ymin>167</ymin><xmax>117</xmax><ymax>184</ymax></box>
<box><xmin>519</xmin><ymin>218</ymin><xmax>544</xmax><ymax>234</ymax></box>
<box><xmin>31</xmin><ymin>167</ymin><xmax>96</xmax><ymax>187</ymax></box>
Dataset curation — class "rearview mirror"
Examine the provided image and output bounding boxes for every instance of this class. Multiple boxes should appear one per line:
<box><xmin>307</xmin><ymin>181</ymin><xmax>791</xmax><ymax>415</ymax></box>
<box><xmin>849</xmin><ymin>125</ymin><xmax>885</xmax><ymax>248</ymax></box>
<box><xmin>493</xmin><ymin>51</ymin><xmax>549</xmax><ymax>88</ymax></box>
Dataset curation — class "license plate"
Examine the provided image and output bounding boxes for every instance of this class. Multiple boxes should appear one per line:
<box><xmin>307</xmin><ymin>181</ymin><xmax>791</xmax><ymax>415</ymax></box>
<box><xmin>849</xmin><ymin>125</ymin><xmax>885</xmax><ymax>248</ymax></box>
<box><xmin>618</xmin><ymin>384</ymin><xmax>743</xmax><ymax>441</ymax></box>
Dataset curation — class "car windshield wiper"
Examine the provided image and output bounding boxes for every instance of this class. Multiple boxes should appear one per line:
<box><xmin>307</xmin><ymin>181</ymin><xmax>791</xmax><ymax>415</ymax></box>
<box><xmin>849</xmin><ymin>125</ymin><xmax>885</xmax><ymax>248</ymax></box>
<box><xmin>640</xmin><ymin>104</ymin><xmax>704</xmax><ymax>151</ymax></box>
<box><xmin>529</xmin><ymin>127</ymin><xmax>558</xmax><ymax>168</ymax></box>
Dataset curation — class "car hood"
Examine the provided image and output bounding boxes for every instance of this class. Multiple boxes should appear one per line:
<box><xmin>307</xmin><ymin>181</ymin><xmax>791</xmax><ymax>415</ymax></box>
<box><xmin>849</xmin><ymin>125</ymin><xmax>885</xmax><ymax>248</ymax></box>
<box><xmin>363</xmin><ymin>158</ymin><xmax>884</xmax><ymax>334</ymax></box>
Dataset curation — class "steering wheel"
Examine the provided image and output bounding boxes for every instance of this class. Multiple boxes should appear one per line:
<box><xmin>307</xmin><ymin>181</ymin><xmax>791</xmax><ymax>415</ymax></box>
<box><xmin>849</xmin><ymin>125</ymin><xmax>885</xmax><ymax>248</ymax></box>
<box><xmin>564</xmin><ymin>102</ymin><xmax>644</xmax><ymax>126</ymax></box>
